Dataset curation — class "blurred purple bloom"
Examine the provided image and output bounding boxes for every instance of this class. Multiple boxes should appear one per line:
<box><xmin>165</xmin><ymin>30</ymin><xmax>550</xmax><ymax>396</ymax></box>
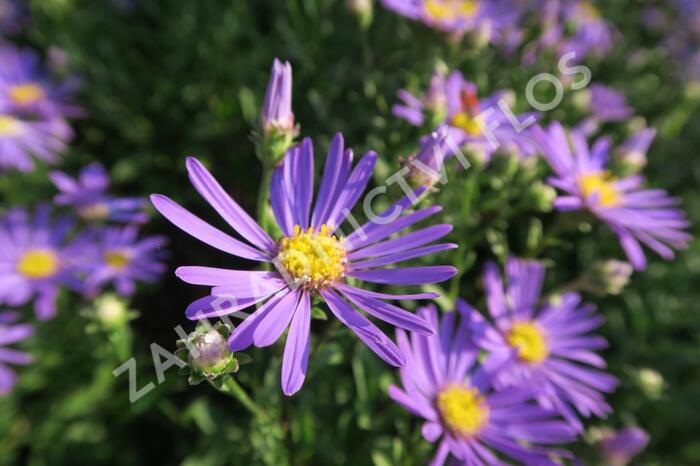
<box><xmin>85</xmin><ymin>226</ymin><xmax>167</xmax><ymax>297</ymax></box>
<box><xmin>0</xmin><ymin>105</ymin><xmax>71</xmax><ymax>172</ymax></box>
<box><xmin>577</xmin><ymin>84</ymin><xmax>633</xmax><ymax>135</ymax></box>
<box><xmin>522</xmin><ymin>0</ymin><xmax>617</xmax><ymax>65</ymax></box>
<box><xmin>395</xmin><ymin>70</ymin><xmax>538</xmax><ymax>160</ymax></box>
<box><xmin>466</xmin><ymin>258</ymin><xmax>618</xmax><ymax>431</ymax></box>
<box><xmin>50</xmin><ymin>163</ymin><xmax>149</xmax><ymax>223</ymax></box>
<box><xmin>0</xmin><ymin>207</ymin><xmax>88</xmax><ymax>320</ymax></box>
<box><xmin>393</xmin><ymin>68</ymin><xmax>448</xmax><ymax>126</ymax></box>
<box><xmin>151</xmin><ymin>135</ymin><xmax>457</xmax><ymax>395</ymax></box>
<box><xmin>0</xmin><ymin>45</ymin><xmax>82</xmax><ymax>119</ymax></box>
<box><xmin>558</xmin><ymin>1</ymin><xmax>618</xmax><ymax>62</ymax></box>
<box><xmin>380</xmin><ymin>0</ymin><xmax>519</xmax><ymax>44</ymax></box>
<box><xmin>261</xmin><ymin>58</ymin><xmax>296</xmax><ymax>135</ymax></box>
<box><xmin>388</xmin><ymin>304</ymin><xmax>576</xmax><ymax>466</ymax></box>
<box><xmin>600</xmin><ymin>427</ymin><xmax>650</xmax><ymax>466</ymax></box>
<box><xmin>0</xmin><ymin>0</ymin><xmax>26</xmax><ymax>35</ymax></box>
<box><xmin>535</xmin><ymin>122</ymin><xmax>691</xmax><ymax>270</ymax></box>
<box><xmin>0</xmin><ymin>311</ymin><xmax>33</xmax><ymax>395</ymax></box>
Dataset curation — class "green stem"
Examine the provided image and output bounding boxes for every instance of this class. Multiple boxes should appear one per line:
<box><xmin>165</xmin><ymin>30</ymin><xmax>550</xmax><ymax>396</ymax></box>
<box><xmin>220</xmin><ymin>376</ymin><xmax>267</xmax><ymax>419</ymax></box>
<box><xmin>257</xmin><ymin>160</ymin><xmax>273</xmax><ymax>234</ymax></box>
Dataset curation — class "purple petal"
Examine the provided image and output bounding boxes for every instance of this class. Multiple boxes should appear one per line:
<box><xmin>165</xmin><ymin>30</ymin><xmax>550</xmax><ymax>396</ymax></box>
<box><xmin>348</xmin><ymin>266</ymin><xmax>457</xmax><ymax>285</ymax></box>
<box><xmin>281</xmin><ymin>291</ymin><xmax>311</xmax><ymax>396</ymax></box>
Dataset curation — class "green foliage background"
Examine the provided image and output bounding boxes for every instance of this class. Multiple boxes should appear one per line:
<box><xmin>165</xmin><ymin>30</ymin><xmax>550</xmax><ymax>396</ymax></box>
<box><xmin>1</xmin><ymin>0</ymin><xmax>699</xmax><ymax>465</ymax></box>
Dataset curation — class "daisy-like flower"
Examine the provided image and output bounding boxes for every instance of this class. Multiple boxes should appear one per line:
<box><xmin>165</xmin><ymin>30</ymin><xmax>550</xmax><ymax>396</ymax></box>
<box><xmin>0</xmin><ymin>207</ymin><xmax>87</xmax><ymax>319</ymax></box>
<box><xmin>0</xmin><ymin>102</ymin><xmax>71</xmax><ymax>172</ymax></box>
<box><xmin>0</xmin><ymin>46</ymin><xmax>81</xmax><ymax>119</ymax></box>
<box><xmin>388</xmin><ymin>304</ymin><xmax>576</xmax><ymax>466</ymax></box>
<box><xmin>466</xmin><ymin>258</ymin><xmax>619</xmax><ymax>431</ymax></box>
<box><xmin>380</xmin><ymin>0</ymin><xmax>518</xmax><ymax>43</ymax></box>
<box><xmin>395</xmin><ymin>70</ymin><xmax>538</xmax><ymax>161</ymax></box>
<box><xmin>49</xmin><ymin>163</ymin><xmax>149</xmax><ymax>223</ymax></box>
<box><xmin>0</xmin><ymin>311</ymin><xmax>33</xmax><ymax>395</ymax></box>
<box><xmin>600</xmin><ymin>426</ymin><xmax>649</xmax><ymax>466</ymax></box>
<box><xmin>84</xmin><ymin>226</ymin><xmax>167</xmax><ymax>297</ymax></box>
<box><xmin>558</xmin><ymin>0</ymin><xmax>618</xmax><ymax>63</ymax></box>
<box><xmin>151</xmin><ymin>134</ymin><xmax>457</xmax><ymax>395</ymax></box>
<box><xmin>534</xmin><ymin>122</ymin><xmax>691</xmax><ymax>270</ymax></box>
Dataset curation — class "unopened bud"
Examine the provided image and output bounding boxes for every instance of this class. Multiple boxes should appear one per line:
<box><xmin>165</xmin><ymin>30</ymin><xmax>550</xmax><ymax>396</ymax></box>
<box><xmin>347</xmin><ymin>0</ymin><xmax>372</xmax><ymax>28</ymax></box>
<box><xmin>583</xmin><ymin>260</ymin><xmax>634</xmax><ymax>295</ymax></box>
<box><xmin>614</xmin><ymin>128</ymin><xmax>655</xmax><ymax>176</ymax></box>
<box><xmin>177</xmin><ymin>323</ymin><xmax>245</xmax><ymax>384</ymax></box>
<box><xmin>259</xmin><ymin>58</ymin><xmax>298</xmax><ymax>162</ymax></box>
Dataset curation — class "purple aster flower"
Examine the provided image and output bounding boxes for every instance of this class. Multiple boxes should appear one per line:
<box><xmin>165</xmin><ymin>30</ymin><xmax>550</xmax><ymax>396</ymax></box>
<box><xmin>261</xmin><ymin>58</ymin><xmax>296</xmax><ymax>136</ymax></box>
<box><xmin>535</xmin><ymin>122</ymin><xmax>691</xmax><ymax>270</ymax></box>
<box><xmin>0</xmin><ymin>206</ymin><xmax>88</xmax><ymax>319</ymax></box>
<box><xmin>84</xmin><ymin>226</ymin><xmax>167</xmax><ymax>297</ymax></box>
<box><xmin>151</xmin><ymin>134</ymin><xmax>458</xmax><ymax>395</ymax></box>
<box><xmin>0</xmin><ymin>0</ymin><xmax>26</xmax><ymax>35</ymax></box>
<box><xmin>380</xmin><ymin>0</ymin><xmax>518</xmax><ymax>43</ymax></box>
<box><xmin>558</xmin><ymin>1</ymin><xmax>618</xmax><ymax>63</ymax></box>
<box><xmin>49</xmin><ymin>163</ymin><xmax>149</xmax><ymax>223</ymax></box>
<box><xmin>0</xmin><ymin>45</ymin><xmax>81</xmax><ymax>119</ymax></box>
<box><xmin>395</xmin><ymin>70</ymin><xmax>538</xmax><ymax>161</ymax></box>
<box><xmin>466</xmin><ymin>258</ymin><xmax>619</xmax><ymax>432</ymax></box>
<box><xmin>577</xmin><ymin>84</ymin><xmax>634</xmax><ymax>136</ymax></box>
<box><xmin>0</xmin><ymin>311</ymin><xmax>33</xmax><ymax>395</ymax></box>
<box><xmin>388</xmin><ymin>304</ymin><xmax>576</xmax><ymax>466</ymax></box>
<box><xmin>600</xmin><ymin>427</ymin><xmax>649</xmax><ymax>466</ymax></box>
<box><xmin>0</xmin><ymin>103</ymin><xmax>72</xmax><ymax>172</ymax></box>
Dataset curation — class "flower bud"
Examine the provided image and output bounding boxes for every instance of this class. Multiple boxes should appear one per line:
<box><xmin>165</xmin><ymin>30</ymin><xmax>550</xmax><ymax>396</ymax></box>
<box><xmin>94</xmin><ymin>294</ymin><xmax>130</xmax><ymax>327</ymax></box>
<box><xmin>347</xmin><ymin>0</ymin><xmax>372</xmax><ymax>28</ymax></box>
<box><xmin>600</xmin><ymin>427</ymin><xmax>649</xmax><ymax>466</ymax></box>
<box><xmin>261</xmin><ymin>58</ymin><xmax>295</xmax><ymax>136</ymax></box>
<box><xmin>177</xmin><ymin>323</ymin><xmax>245</xmax><ymax>384</ymax></box>
<box><xmin>583</xmin><ymin>260</ymin><xmax>634</xmax><ymax>295</ymax></box>
<box><xmin>614</xmin><ymin>128</ymin><xmax>655</xmax><ymax>176</ymax></box>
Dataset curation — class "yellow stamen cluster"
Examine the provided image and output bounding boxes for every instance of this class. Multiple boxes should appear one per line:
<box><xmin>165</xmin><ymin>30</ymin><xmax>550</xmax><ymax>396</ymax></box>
<box><xmin>17</xmin><ymin>249</ymin><xmax>59</xmax><ymax>279</ymax></box>
<box><xmin>0</xmin><ymin>115</ymin><xmax>22</xmax><ymax>136</ymax></box>
<box><xmin>105</xmin><ymin>250</ymin><xmax>130</xmax><ymax>270</ymax></box>
<box><xmin>579</xmin><ymin>171</ymin><xmax>622</xmax><ymax>208</ymax></box>
<box><xmin>437</xmin><ymin>384</ymin><xmax>490</xmax><ymax>437</ymax></box>
<box><xmin>507</xmin><ymin>322</ymin><xmax>549</xmax><ymax>364</ymax></box>
<box><xmin>278</xmin><ymin>224</ymin><xmax>347</xmax><ymax>290</ymax></box>
<box><xmin>451</xmin><ymin>112</ymin><xmax>482</xmax><ymax>136</ymax></box>
<box><xmin>425</xmin><ymin>0</ymin><xmax>478</xmax><ymax>20</ymax></box>
<box><xmin>9</xmin><ymin>83</ymin><xmax>45</xmax><ymax>106</ymax></box>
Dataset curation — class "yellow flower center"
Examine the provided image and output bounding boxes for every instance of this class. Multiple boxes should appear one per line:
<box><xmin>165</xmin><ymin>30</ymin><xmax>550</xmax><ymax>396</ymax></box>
<box><xmin>0</xmin><ymin>115</ymin><xmax>22</xmax><ymax>136</ymax></box>
<box><xmin>507</xmin><ymin>322</ymin><xmax>549</xmax><ymax>364</ymax></box>
<box><xmin>79</xmin><ymin>203</ymin><xmax>110</xmax><ymax>220</ymax></box>
<box><xmin>579</xmin><ymin>171</ymin><xmax>622</xmax><ymax>208</ymax></box>
<box><xmin>17</xmin><ymin>249</ymin><xmax>59</xmax><ymax>279</ymax></box>
<box><xmin>451</xmin><ymin>112</ymin><xmax>482</xmax><ymax>136</ymax></box>
<box><xmin>425</xmin><ymin>0</ymin><xmax>478</xmax><ymax>20</ymax></box>
<box><xmin>104</xmin><ymin>250</ymin><xmax>130</xmax><ymax>270</ymax></box>
<box><xmin>9</xmin><ymin>83</ymin><xmax>46</xmax><ymax>106</ymax></box>
<box><xmin>277</xmin><ymin>224</ymin><xmax>347</xmax><ymax>290</ymax></box>
<box><xmin>437</xmin><ymin>384</ymin><xmax>490</xmax><ymax>437</ymax></box>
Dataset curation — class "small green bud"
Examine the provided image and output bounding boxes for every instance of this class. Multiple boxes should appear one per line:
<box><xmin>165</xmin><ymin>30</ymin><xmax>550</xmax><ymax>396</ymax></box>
<box><xmin>177</xmin><ymin>323</ymin><xmax>249</xmax><ymax>385</ymax></box>
<box><xmin>347</xmin><ymin>0</ymin><xmax>373</xmax><ymax>28</ymax></box>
